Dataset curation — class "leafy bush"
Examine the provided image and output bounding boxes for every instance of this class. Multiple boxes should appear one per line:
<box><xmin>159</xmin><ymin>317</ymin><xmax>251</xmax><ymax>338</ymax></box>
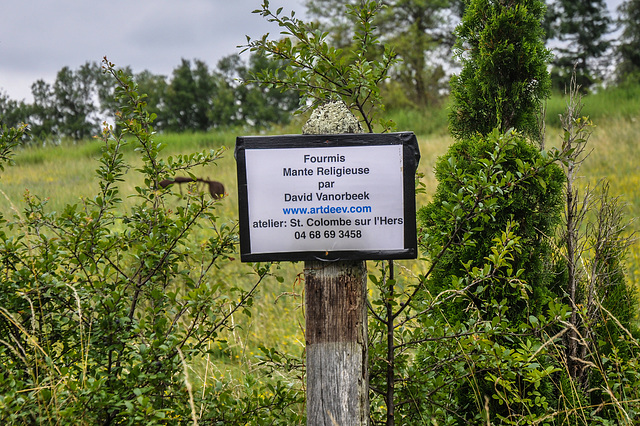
<box><xmin>411</xmin><ymin>129</ymin><xmax>564</xmax><ymax>423</ymax></box>
<box><xmin>419</xmin><ymin>130</ymin><xmax>564</xmax><ymax>324</ymax></box>
<box><xmin>242</xmin><ymin>0</ymin><xmax>398</xmax><ymax>132</ymax></box>
<box><xmin>0</xmin><ymin>59</ymin><xmax>303</xmax><ymax>425</ymax></box>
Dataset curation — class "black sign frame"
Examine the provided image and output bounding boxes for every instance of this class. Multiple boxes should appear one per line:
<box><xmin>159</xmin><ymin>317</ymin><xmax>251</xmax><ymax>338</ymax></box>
<box><xmin>235</xmin><ymin>132</ymin><xmax>421</xmax><ymax>262</ymax></box>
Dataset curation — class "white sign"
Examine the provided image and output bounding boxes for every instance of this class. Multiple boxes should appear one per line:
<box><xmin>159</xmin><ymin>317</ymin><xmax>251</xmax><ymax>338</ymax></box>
<box><xmin>244</xmin><ymin>145</ymin><xmax>405</xmax><ymax>254</ymax></box>
<box><xmin>235</xmin><ymin>133</ymin><xmax>420</xmax><ymax>261</ymax></box>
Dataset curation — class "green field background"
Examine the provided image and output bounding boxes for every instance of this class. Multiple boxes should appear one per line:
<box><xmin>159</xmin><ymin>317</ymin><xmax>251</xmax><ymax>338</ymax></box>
<box><xmin>1</xmin><ymin>87</ymin><xmax>639</xmax><ymax>380</ymax></box>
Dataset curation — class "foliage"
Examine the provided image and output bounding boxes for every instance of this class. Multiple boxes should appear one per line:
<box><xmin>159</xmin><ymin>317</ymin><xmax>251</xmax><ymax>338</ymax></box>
<box><xmin>545</xmin><ymin>0</ymin><xmax>612</xmax><ymax>91</ymax></box>
<box><xmin>242</xmin><ymin>0</ymin><xmax>399</xmax><ymax>132</ymax></box>
<box><xmin>25</xmin><ymin>62</ymin><xmax>112</xmax><ymax>144</ymax></box>
<box><xmin>0</xmin><ymin>123</ymin><xmax>28</xmax><ymax>170</ymax></box>
<box><xmin>53</xmin><ymin>63</ymin><xmax>105</xmax><ymax>140</ymax></box>
<box><xmin>420</xmin><ymin>130</ymin><xmax>564</xmax><ymax>322</ymax></box>
<box><xmin>148</xmin><ymin>54</ymin><xmax>299</xmax><ymax>133</ymax></box>
<box><xmin>130</xmin><ymin>70</ymin><xmax>169</xmax><ymax>129</ymax></box>
<box><xmin>28</xmin><ymin>79</ymin><xmax>60</xmax><ymax>143</ymax></box>
<box><xmin>408</xmin><ymin>129</ymin><xmax>563</xmax><ymax>422</ymax></box>
<box><xmin>304</xmin><ymin>0</ymin><xmax>458</xmax><ymax>108</ymax></box>
<box><xmin>615</xmin><ymin>0</ymin><xmax>640</xmax><ymax>82</ymax></box>
<box><xmin>449</xmin><ymin>0</ymin><xmax>552</xmax><ymax>142</ymax></box>
<box><xmin>0</xmin><ymin>59</ymin><xmax>304</xmax><ymax>425</ymax></box>
<box><xmin>162</xmin><ymin>58</ymin><xmax>252</xmax><ymax>132</ymax></box>
<box><xmin>226</xmin><ymin>53</ymin><xmax>302</xmax><ymax>128</ymax></box>
<box><xmin>0</xmin><ymin>91</ymin><xmax>30</xmax><ymax>131</ymax></box>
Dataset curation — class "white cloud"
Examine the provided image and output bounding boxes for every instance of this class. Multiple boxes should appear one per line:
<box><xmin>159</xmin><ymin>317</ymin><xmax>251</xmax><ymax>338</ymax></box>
<box><xmin>0</xmin><ymin>0</ymin><xmax>624</xmax><ymax>102</ymax></box>
<box><xmin>0</xmin><ymin>0</ymin><xmax>304</xmax><ymax>101</ymax></box>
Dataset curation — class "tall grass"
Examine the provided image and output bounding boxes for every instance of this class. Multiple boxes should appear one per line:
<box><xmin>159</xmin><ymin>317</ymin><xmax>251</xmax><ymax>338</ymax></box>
<box><xmin>1</xmin><ymin>87</ymin><xmax>639</xmax><ymax>374</ymax></box>
<box><xmin>387</xmin><ymin>104</ymin><xmax>450</xmax><ymax>135</ymax></box>
<box><xmin>571</xmin><ymin>116</ymin><xmax>640</xmax><ymax>290</ymax></box>
<box><xmin>545</xmin><ymin>82</ymin><xmax>640</xmax><ymax>127</ymax></box>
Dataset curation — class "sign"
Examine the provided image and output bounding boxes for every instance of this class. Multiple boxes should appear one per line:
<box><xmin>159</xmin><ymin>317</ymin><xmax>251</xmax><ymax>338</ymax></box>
<box><xmin>235</xmin><ymin>132</ymin><xmax>420</xmax><ymax>262</ymax></box>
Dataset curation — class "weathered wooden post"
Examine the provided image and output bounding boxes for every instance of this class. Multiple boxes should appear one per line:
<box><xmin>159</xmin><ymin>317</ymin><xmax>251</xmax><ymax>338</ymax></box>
<box><xmin>302</xmin><ymin>102</ymin><xmax>369</xmax><ymax>425</ymax></box>
<box><xmin>235</xmin><ymin>101</ymin><xmax>419</xmax><ymax>426</ymax></box>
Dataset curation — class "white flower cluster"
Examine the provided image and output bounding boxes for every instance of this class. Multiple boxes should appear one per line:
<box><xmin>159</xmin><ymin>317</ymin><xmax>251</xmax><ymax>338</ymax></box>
<box><xmin>302</xmin><ymin>101</ymin><xmax>363</xmax><ymax>135</ymax></box>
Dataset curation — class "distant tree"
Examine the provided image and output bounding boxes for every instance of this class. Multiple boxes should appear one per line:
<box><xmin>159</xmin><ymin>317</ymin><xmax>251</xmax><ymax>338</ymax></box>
<box><xmin>546</xmin><ymin>0</ymin><xmax>612</xmax><ymax>90</ymax></box>
<box><xmin>234</xmin><ymin>53</ymin><xmax>300</xmax><ymax>128</ymax></box>
<box><xmin>0</xmin><ymin>91</ymin><xmax>29</xmax><ymax>130</ymax></box>
<box><xmin>212</xmin><ymin>55</ymin><xmax>242</xmax><ymax>127</ymax></box>
<box><xmin>379</xmin><ymin>0</ymin><xmax>455</xmax><ymax>107</ymax></box>
<box><xmin>2</xmin><ymin>54</ymin><xmax>301</xmax><ymax>139</ymax></box>
<box><xmin>616</xmin><ymin>0</ymin><xmax>640</xmax><ymax>81</ymax></box>
<box><xmin>448</xmin><ymin>0</ymin><xmax>552</xmax><ymax>142</ymax></box>
<box><xmin>305</xmin><ymin>0</ymin><xmax>457</xmax><ymax>108</ymax></box>
<box><xmin>165</xmin><ymin>59</ymin><xmax>200</xmax><ymax>132</ymax></box>
<box><xmin>53</xmin><ymin>63</ymin><xmax>102</xmax><ymax>140</ymax></box>
<box><xmin>29</xmin><ymin>79</ymin><xmax>58</xmax><ymax>141</ymax></box>
<box><xmin>304</xmin><ymin>0</ymin><xmax>355</xmax><ymax>48</ymax></box>
<box><xmin>164</xmin><ymin>58</ymin><xmax>250</xmax><ymax>131</ymax></box>
<box><xmin>131</xmin><ymin>69</ymin><xmax>167</xmax><ymax>128</ymax></box>
<box><xmin>191</xmin><ymin>60</ymin><xmax>217</xmax><ymax>131</ymax></box>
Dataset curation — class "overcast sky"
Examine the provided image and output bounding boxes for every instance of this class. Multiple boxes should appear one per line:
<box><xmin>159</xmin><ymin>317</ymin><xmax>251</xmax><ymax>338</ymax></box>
<box><xmin>0</xmin><ymin>0</ymin><xmax>625</xmax><ymax>103</ymax></box>
<box><xmin>0</xmin><ymin>0</ymin><xmax>305</xmax><ymax>102</ymax></box>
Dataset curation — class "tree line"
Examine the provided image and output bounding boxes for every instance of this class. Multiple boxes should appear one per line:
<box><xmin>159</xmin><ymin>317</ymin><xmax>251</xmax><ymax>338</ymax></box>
<box><xmin>0</xmin><ymin>54</ymin><xmax>299</xmax><ymax>143</ymax></box>
<box><xmin>1</xmin><ymin>0</ymin><xmax>640</xmax><ymax>143</ymax></box>
<box><xmin>2</xmin><ymin>0</ymin><xmax>640</xmax><ymax>424</ymax></box>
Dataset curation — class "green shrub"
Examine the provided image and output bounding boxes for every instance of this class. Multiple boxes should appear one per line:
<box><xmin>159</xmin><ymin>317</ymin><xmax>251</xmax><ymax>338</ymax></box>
<box><xmin>419</xmin><ymin>130</ymin><xmax>564</xmax><ymax>323</ymax></box>
<box><xmin>414</xmin><ymin>129</ymin><xmax>565</xmax><ymax>422</ymax></box>
<box><xmin>0</xmin><ymin>60</ymin><xmax>304</xmax><ymax>425</ymax></box>
<box><xmin>449</xmin><ymin>0</ymin><xmax>551</xmax><ymax>142</ymax></box>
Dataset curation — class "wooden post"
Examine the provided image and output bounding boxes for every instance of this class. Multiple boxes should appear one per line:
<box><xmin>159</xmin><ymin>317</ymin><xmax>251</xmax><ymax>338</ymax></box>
<box><xmin>303</xmin><ymin>102</ymin><xmax>369</xmax><ymax>426</ymax></box>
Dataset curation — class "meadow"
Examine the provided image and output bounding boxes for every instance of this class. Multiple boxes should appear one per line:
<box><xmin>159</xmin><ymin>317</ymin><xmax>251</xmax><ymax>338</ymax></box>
<box><xmin>1</xmin><ymin>86</ymin><xmax>639</xmax><ymax>386</ymax></box>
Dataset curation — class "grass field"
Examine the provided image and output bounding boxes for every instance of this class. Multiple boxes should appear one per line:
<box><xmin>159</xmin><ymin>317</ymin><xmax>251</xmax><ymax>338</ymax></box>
<box><xmin>1</xmin><ymin>89</ymin><xmax>639</xmax><ymax>377</ymax></box>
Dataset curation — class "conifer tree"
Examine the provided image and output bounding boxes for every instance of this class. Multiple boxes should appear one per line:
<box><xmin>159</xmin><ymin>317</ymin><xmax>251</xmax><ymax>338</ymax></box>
<box><xmin>421</xmin><ymin>0</ymin><xmax>565</xmax><ymax>421</ymax></box>
<box><xmin>448</xmin><ymin>0</ymin><xmax>551</xmax><ymax>142</ymax></box>
<box><xmin>546</xmin><ymin>0</ymin><xmax>612</xmax><ymax>90</ymax></box>
<box><xmin>616</xmin><ymin>0</ymin><xmax>640</xmax><ymax>81</ymax></box>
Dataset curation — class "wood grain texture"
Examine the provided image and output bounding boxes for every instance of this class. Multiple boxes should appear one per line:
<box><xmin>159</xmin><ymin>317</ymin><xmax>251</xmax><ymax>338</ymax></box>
<box><xmin>305</xmin><ymin>260</ymin><xmax>369</xmax><ymax>425</ymax></box>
